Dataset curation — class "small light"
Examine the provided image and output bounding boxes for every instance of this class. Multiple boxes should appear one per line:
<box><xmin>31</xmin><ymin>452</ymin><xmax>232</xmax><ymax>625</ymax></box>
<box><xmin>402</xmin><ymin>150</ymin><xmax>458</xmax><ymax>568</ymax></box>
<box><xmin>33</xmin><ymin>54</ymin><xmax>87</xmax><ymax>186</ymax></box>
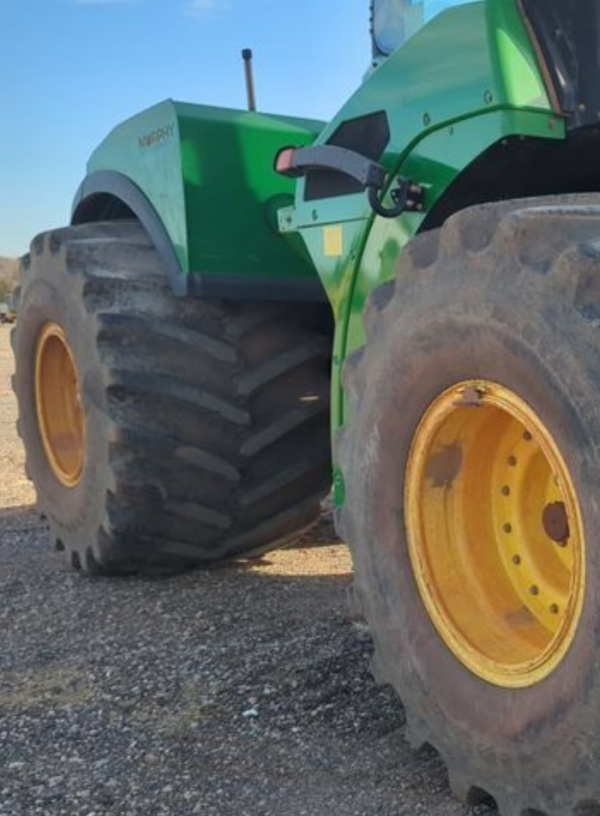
<box><xmin>275</xmin><ymin>147</ymin><xmax>297</xmax><ymax>175</ymax></box>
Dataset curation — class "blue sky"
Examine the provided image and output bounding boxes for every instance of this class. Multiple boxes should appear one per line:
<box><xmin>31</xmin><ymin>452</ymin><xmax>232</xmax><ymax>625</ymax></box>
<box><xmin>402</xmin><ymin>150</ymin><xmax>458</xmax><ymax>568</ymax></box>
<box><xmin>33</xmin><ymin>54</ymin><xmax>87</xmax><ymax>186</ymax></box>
<box><xmin>0</xmin><ymin>0</ymin><xmax>368</xmax><ymax>257</ymax></box>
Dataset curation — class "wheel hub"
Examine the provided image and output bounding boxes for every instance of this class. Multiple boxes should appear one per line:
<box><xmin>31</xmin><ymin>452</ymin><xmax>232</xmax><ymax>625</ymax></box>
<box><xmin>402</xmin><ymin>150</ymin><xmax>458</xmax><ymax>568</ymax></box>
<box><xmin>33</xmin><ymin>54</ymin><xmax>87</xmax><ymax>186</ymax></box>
<box><xmin>405</xmin><ymin>380</ymin><xmax>585</xmax><ymax>688</ymax></box>
<box><xmin>35</xmin><ymin>323</ymin><xmax>85</xmax><ymax>488</ymax></box>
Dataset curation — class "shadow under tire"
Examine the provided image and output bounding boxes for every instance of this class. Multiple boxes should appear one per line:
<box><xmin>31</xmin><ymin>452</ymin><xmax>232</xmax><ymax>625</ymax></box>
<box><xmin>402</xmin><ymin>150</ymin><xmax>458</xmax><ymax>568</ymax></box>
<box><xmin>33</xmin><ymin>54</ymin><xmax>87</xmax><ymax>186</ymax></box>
<box><xmin>337</xmin><ymin>195</ymin><xmax>600</xmax><ymax>816</ymax></box>
<box><xmin>12</xmin><ymin>221</ymin><xmax>331</xmax><ymax>574</ymax></box>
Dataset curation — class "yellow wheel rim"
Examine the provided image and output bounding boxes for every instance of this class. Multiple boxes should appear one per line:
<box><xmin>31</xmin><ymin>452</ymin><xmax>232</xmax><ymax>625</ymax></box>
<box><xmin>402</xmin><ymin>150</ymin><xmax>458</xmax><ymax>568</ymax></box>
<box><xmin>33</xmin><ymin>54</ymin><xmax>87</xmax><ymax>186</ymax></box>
<box><xmin>405</xmin><ymin>380</ymin><xmax>585</xmax><ymax>688</ymax></box>
<box><xmin>35</xmin><ymin>323</ymin><xmax>85</xmax><ymax>488</ymax></box>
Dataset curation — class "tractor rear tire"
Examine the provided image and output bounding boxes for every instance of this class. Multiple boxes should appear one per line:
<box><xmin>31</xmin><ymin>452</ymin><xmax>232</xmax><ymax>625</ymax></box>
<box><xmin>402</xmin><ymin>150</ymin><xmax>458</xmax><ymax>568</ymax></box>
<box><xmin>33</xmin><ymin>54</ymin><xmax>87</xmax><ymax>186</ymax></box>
<box><xmin>12</xmin><ymin>221</ymin><xmax>331</xmax><ymax>574</ymax></box>
<box><xmin>338</xmin><ymin>195</ymin><xmax>600</xmax><ymax>816</ymax></box>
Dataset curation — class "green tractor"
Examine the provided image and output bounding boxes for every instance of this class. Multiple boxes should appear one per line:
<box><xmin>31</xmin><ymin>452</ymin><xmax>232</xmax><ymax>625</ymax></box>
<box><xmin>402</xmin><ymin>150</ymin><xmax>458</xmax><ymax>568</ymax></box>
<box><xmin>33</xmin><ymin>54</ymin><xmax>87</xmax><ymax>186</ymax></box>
<box><xmin>12</xmin><ymin>0</ymin><xmax>600</xmax><ymax>812</ymax></box>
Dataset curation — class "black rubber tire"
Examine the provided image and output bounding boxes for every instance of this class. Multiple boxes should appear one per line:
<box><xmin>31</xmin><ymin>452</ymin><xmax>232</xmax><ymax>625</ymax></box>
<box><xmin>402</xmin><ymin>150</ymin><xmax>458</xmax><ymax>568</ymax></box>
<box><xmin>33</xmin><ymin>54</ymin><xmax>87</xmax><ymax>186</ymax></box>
<box><xmin>338</xmin><ymin>195</ymin><xmax>600</xmax><ymax>816</ymax></box>
<box><xmin>12</xmin><ymin>221</ymin><xmax>331</xmax><ymax>574</ymax></box>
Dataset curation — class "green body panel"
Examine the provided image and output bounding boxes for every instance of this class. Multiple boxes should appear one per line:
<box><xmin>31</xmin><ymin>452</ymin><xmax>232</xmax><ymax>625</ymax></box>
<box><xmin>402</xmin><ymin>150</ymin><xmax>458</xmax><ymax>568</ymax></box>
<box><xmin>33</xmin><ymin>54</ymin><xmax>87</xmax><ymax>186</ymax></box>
<box><xmin>86</xmin><ymin>100</ymin><xmax>324</xmax><ymax>281</ymax></box>
<box><xmin>279</xmin><ymin>0</ymin><xmax>564</xmax><ymax>462</ymax></box>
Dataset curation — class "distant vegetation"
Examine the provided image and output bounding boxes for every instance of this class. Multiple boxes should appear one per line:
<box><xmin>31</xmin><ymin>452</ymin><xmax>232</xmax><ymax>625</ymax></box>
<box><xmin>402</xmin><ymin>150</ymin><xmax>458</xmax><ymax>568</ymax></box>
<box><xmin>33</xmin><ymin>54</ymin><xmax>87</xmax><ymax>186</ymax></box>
<box><xmin>0</xmin><ymin>257</ymin><xmax>19</xmax><ymax>302</ymax></box>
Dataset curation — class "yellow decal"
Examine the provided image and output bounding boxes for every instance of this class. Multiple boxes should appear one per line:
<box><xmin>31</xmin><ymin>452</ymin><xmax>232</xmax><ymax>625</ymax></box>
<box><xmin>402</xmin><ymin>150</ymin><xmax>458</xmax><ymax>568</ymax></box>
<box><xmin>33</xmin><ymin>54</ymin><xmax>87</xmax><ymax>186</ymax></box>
<box><xmin>323</xmin><ymin>225</ymin><xmax>343</xmax><ymax>257</ymax></box>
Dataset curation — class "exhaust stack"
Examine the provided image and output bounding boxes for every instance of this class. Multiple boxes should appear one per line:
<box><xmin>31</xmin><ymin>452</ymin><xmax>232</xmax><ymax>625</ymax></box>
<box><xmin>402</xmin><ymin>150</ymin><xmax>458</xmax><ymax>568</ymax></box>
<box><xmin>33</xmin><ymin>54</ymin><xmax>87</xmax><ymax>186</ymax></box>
<box><xmin>241</xmin><ymin>48</ymin><xmax>257</xmax><ymax>112</ymax></box>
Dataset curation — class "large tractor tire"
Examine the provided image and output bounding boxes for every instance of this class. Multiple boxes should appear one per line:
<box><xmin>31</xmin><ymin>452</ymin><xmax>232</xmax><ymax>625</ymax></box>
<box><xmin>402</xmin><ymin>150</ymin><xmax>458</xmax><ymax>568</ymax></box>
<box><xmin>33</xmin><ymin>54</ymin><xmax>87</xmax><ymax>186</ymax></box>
<box><xmin>338</xmin><ymin>195</ymin><xmax>600</xmax><ymax>816</ymax></box>
<box><xmin>12</xmin><ymin>221</ymin><xmax>331</xmax><ymax>574</ymax></box>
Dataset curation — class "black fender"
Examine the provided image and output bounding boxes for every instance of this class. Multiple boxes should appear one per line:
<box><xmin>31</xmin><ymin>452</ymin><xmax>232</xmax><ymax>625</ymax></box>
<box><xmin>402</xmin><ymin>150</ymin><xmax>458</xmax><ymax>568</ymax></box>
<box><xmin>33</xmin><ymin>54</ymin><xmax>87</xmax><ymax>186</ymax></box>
<box><xmin>71</xmin><ymin>170</ymin><xmax>188</xmax><ymax>296</ymax></box>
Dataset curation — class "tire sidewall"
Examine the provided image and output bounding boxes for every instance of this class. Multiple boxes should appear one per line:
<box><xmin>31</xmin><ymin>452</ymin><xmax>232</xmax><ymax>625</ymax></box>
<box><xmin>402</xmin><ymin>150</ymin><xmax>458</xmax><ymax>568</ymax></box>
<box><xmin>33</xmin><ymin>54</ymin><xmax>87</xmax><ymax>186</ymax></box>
<box><xmin>14</xmin><ymin>259</ymin><xmax>109</xmax><ymax>550</ymax></box>
<box><xmin>345</xmin><ymin>301</ymin><xmax>600</xmax><ymax>785</ymax></box>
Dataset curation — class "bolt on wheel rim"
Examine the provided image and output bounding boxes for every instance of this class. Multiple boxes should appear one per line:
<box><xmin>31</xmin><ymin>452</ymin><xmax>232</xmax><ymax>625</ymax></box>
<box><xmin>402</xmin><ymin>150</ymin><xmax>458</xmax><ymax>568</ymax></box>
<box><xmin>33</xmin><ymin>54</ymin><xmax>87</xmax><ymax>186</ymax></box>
<box><xmin>405</xmin><ymin>380</ymin><xmax>585</xmax><ymax>688</ymax></box>
<box><xmin>35</xmin><ymin>323</ymin><xmax>85</xmax><ymax>488</ymax></box>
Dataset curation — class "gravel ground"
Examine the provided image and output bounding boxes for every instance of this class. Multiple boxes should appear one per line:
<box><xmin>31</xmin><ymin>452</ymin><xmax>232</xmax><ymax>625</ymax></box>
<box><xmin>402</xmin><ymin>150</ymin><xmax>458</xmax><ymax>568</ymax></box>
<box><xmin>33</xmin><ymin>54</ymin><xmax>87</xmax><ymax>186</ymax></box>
<box><xmin>0</xmin><ymin>324</ymin><xmax>497</xmax><ymax>816</ymax></box>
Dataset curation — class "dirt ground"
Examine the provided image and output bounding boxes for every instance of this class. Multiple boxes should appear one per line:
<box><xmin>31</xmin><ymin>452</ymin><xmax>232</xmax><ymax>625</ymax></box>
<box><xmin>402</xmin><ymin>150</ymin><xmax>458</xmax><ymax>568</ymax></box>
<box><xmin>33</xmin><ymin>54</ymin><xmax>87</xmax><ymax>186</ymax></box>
<box><xmin>0</xmin><ymin>324</ymin><xmax>495</xmax><ymax>816</ymax></box>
